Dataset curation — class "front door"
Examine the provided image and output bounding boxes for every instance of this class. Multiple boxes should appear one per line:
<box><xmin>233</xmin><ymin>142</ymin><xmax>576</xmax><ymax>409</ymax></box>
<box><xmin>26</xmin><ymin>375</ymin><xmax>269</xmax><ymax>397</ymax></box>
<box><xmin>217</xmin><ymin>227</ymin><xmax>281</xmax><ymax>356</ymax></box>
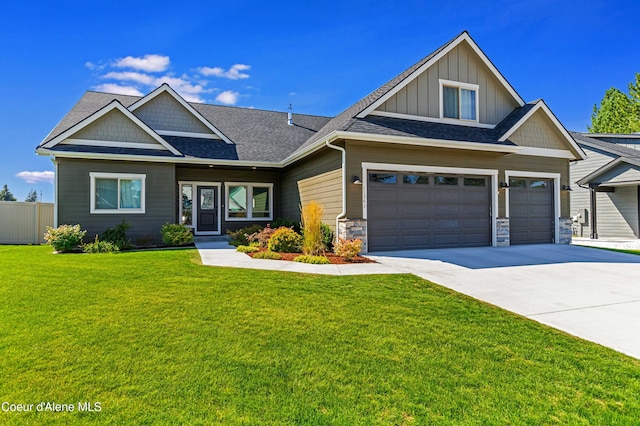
<box><xmin>196</xmin><ymin>186</ymin><xmax>218</xmax><ymax>233</ymax></box>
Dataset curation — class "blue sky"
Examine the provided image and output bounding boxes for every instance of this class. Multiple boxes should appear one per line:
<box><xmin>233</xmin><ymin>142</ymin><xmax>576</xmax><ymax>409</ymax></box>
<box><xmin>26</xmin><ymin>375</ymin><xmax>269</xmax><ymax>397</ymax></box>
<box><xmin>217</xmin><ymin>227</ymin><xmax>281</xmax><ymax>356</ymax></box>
<box><xmin>0</xmin><ymin>0</ymin><xmax>637</xmax><ymax>202</ymax></box>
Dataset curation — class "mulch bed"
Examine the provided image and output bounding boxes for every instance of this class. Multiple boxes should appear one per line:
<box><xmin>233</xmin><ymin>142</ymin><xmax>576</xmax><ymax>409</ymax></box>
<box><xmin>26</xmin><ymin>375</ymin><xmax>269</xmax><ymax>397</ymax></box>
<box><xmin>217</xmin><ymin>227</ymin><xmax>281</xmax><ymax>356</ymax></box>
<box><xmin>246</xmin><ymin>248</ymin><xmax>376</xmax><ymax>264</ymax></box>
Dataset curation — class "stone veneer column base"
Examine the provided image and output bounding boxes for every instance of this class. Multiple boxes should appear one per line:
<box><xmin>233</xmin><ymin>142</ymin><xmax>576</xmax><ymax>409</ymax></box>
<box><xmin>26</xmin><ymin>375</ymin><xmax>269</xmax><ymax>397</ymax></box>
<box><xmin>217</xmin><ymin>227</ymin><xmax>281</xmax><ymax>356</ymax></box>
<box><xmin>338</xmin><ymin>218</ymin><xmax>368</xmax><ymax>253</ymax></box>
<box><xmin>496</xmin><ymin>218</ymin><xmax>510</xmax><ymax>247</ymax></box>
<box><xmin>558</xmin><ymin>217</ymin><xmax>572</xmax><ymax>244</ymax></box>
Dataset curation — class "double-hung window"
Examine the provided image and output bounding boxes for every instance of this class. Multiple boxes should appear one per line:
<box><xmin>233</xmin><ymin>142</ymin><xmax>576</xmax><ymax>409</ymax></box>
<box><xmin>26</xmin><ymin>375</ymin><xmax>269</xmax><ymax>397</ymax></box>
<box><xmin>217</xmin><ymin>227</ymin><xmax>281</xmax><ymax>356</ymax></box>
<box><xmin>225</xmin><ymin>183</ymin><xmax>273</xmax><ymax>220</ymax></box>
<box><xmin>440</xmin><ymin>80</ymin><xmax>479</xmax><ymax>122</ymax></box>
<box><xmin>90</xmin><ymin>172</ymin><xmax>146</xmax><ymax>213</ymax></box>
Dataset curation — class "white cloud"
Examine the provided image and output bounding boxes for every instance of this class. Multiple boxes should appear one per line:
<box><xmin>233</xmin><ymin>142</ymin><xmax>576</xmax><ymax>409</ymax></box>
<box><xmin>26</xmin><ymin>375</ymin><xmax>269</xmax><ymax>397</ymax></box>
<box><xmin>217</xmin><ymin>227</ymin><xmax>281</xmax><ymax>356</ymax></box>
<box><xmin>198</xmin><ymin>64</ymin><xmax>250</xmax><ymax>80</ymax></box>
<box><xmin>85</xmin><ymin>61</ymin><xmax>105</xmax><ymax>71</ymax></box>
<box><xmin>216</xmin><ymin>90</ymin><xmax>239</xmax><ymax>105</ymax></box>
<box><xmin>15</xmin><ymin>171</ymin><xmax>54</xmax><ymax>184</ymax></box>
<box><xmin>114</xmin><ymin>54</ymin><xmax>170</xmax><ymax>72</ymax></box>
<box><xmin>93</xmin><ymin>84</ymin><xmax>144</xmax><ymax>96</ymax></box>
<box><xmin>102</xmin><ymin>71</ymin><xmax>155</xmax><ymax>85</ymax></box>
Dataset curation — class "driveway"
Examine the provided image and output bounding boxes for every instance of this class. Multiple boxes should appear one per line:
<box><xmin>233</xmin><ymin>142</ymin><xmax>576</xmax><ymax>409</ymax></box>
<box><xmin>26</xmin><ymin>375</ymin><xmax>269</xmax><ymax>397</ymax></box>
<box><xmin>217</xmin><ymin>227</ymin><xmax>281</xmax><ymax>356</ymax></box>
<box><xmin>367</xmin><ymin>244</ymin><xmax>640</xmax><ymax>359</ymax></box>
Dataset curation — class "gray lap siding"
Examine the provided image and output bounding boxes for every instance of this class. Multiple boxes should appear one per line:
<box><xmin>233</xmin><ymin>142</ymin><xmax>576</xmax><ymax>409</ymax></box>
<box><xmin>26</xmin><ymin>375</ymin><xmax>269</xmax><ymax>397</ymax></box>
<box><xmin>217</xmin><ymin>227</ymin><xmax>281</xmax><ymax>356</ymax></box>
<box><xmin>56</xmin><ymin>158</ymin><xmax>175</xmax><ymax>243</ymax></box>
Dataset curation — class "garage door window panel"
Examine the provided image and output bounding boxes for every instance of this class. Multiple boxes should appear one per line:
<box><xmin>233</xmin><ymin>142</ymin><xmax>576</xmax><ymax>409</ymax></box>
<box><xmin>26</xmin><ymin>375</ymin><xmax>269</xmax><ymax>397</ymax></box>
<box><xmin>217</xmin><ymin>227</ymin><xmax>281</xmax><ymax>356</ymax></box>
<box><xmin>369</xmin><ymin>173</ymin><xmax>397</xmax><ymax>184</ymax></box>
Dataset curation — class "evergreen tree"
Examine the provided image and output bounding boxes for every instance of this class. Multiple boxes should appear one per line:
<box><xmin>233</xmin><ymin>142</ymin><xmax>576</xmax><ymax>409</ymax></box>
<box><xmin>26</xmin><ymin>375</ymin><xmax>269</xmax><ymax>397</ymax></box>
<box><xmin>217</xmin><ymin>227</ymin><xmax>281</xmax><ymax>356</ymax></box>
<box><xmin>589</xmin><ymin>74</ymin><xmax>640</xmax><ymax>134</ymax></box>
<box><xmin>25</xmin><ymin>189</ymin><xmax>38</xmax><ymax>202</ymax></box>
<box><xmin>0</xmin><ymin>184</ymin><xmax>17</xmax><ymax>201</ymax></box>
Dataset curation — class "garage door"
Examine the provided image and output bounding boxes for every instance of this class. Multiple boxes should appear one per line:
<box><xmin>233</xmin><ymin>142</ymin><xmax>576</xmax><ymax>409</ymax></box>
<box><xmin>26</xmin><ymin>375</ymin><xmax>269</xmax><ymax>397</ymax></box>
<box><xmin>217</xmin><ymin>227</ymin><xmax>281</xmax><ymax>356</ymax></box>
<box><xmin>367</xmin><ymin>171</ymin><xmax>491</xmax><ymax>251</ymax></box>
<box><xmin>509</xmin><ymin>178</ymin><xmax>554</xmax><ymax>245</ymax></box>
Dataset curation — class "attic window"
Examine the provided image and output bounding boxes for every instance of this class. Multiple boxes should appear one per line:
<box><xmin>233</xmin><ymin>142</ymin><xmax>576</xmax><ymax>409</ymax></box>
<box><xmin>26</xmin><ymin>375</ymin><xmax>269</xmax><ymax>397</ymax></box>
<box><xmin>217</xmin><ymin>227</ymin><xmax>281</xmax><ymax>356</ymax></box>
<box><xmin>440</xmin><ymin>80</ymin><xmax>479</xmax><ymax>122</ymax></box>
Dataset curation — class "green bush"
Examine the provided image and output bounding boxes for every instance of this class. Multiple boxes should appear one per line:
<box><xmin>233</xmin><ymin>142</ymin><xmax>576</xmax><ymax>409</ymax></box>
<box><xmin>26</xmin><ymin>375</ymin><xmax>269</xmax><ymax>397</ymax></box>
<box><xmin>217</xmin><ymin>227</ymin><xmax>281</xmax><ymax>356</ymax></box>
<box><xmin>44</xmin><ymin>224</ymin><xmax>86</xmax><ymax>252</ymax></box>
<box><xmin>161</xmin><ymin>223</ymin><xmax>193</xmax><ymax>246</ymax></box>
<box><xmin>321</xmin><ymin>223</ymin><xmax>334</xmax><ymax>251</ymax></box>
<box><xmin>294</xmin><ymin>255</ymin><xmax>331</xmax><ymax>264</ymax></box>
<box><xmin>227</xmin><ymin>224</ymin><xmax>263</xmax><ymax>247</ymax></box>
<box><xmin>270</xmin><ymin>218</ymin><xmax>301</xmax><ymax>233</ymax></box>
<box><xmin>268</xmin><ymin>227</ymin><xmax>302</xmax><ymax>253</ymax></box>
<box><xmin>334</xmin><ymin>238</ymin><xmax>363</xmax><ymax>261</ymax></box>
<box><xmin>236</xmin><ymin>245</ymin><xmax>260</xmax><ymax>253</ymax></box>
<box><xmin>100</xmin><ymin>220</ymin><xmax>132</xmax><ymax>250</ymax></box>
<box><xmin>253</xmin><ymin>251</ymin><xmax>282</xmax><ymax>260</ymax></box>
<box><xmin>83</xmin><ymin>236</ymin><xmax>120</xmax><ymax>253</ymax></box>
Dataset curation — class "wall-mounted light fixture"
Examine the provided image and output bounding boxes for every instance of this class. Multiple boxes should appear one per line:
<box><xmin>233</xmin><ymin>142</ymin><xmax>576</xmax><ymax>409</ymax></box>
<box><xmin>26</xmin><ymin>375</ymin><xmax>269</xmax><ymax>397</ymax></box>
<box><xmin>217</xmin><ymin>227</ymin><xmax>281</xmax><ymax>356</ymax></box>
<box><xmin>352</xmin><ymin>175</ymin><xmax>362</xmax><ymax>185</ymax></box>
<box><xmin>562</xmin><ymin>185</ymin><xmax>573</xmax><ymax>191</ymax></box>
<box><xmin>499</xmin><ymin>182</ymin><xmax>510</xmax><ymax>188</ymax></box>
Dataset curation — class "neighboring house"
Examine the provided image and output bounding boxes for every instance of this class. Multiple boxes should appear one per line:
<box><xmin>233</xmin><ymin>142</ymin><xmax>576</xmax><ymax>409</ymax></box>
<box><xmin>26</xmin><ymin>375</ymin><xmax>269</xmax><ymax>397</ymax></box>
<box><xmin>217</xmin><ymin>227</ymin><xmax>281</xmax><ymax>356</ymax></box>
<box><xmin>570</xmin><ymin>133</ymin><xmax>640</xmax><ymax>239</ymax></box>
<box><xmin>36</xmin><ymin>31</ymin><xmax>585</xmax><ymax>252</ymax></box>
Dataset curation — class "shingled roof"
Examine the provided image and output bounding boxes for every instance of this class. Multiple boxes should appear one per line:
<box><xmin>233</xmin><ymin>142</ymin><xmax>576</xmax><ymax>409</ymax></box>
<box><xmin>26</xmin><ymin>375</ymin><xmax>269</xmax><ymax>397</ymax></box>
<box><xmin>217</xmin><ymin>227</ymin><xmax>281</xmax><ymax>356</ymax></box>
<box><xmin>39</xmin><ymin>91</ymin><xmax>331</xmax><ymax>163</ymax></box>
<box><xmin>571</xmin><ymin>132</ymin><xmax>640</xmax><ymax>160</ymax></box>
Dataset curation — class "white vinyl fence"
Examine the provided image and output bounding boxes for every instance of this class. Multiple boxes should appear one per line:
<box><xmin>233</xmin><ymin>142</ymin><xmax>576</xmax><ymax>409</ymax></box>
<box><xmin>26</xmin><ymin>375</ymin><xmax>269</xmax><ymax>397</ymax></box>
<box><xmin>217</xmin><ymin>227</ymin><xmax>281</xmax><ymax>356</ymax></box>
<box><xmin>0</xmin><ymin>201</ymin><xmax>54</xmax><ymax>244</ymax></box>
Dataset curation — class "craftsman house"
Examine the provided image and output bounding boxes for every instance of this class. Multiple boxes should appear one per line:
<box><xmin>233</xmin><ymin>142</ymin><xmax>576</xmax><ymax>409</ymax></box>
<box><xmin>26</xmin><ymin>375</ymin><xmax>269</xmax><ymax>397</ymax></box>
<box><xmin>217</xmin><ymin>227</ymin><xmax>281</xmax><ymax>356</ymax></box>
<box><xmin>37</xmin><ymin>31</ymin><xmax>585</xmax><ymax>252</ymax></box>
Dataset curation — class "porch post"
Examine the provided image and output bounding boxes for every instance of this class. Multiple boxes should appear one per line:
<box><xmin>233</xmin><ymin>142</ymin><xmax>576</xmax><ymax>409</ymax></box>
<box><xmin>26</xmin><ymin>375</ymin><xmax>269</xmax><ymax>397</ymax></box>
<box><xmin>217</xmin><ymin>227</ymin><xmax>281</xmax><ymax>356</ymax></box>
<box><xmin>589</xmin><ymin>185</ymin><xmax>598</xmax><ymax>239</ymax></box>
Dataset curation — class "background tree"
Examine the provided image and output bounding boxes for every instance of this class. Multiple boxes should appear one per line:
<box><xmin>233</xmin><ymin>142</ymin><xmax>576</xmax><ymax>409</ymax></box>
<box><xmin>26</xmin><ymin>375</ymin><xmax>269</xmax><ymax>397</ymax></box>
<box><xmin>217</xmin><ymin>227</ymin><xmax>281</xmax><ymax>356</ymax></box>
<box><xmin>0</xmin><ymin>184</ymin><xmax>17</xmax><ymax>201</ymax></box>
<box><xmin>589</xmin><ymin>74</ymin><xmax>640</xmax><ymax>133</ymax></box>
<box><xmin>25</xmin><ymin>189</ymin><xmax>38</xmax><ymax>202</ymax></box>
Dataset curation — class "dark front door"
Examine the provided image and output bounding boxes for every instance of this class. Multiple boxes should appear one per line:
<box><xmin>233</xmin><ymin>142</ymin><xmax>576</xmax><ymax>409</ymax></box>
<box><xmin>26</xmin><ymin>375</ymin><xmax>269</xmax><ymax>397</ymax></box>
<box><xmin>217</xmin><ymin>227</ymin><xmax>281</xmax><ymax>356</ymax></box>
<box><xmin>196</xmin><ymin>186</ymin><xmax>218</xmax><ymax>233</ymax></box>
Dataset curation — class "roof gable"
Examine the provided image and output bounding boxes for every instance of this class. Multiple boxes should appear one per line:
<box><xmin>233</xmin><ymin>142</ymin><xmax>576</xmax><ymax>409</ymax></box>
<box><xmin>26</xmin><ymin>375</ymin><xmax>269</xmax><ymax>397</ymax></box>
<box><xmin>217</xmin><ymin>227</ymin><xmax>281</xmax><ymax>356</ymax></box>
<box><xmin>499</xmin><ymin>101</ymin><xmax>585</xmax><ymax>160</ymax></box>
<box><xmin>41</xmin><ymin>101</ymin><xmax>182</xmax><ymax>155</ymax></box>
<box><xmin>128</xmin><ymin>84</ymin><xmax>232</xmax><ymax>143</ymax></box>
<box><xmin>357</xmin><ymin>32</ymin><xmax>525</xmax><ymax>120</ymax></box>
<box><xmin>577</xmin><ymin>157</ymin><xmax>640</xmax><ymax>186</ymax></box>
<box><xmin>372</xmin><ymin>38</ymin><xmax>521</xmax><ymax>126</ymax></box>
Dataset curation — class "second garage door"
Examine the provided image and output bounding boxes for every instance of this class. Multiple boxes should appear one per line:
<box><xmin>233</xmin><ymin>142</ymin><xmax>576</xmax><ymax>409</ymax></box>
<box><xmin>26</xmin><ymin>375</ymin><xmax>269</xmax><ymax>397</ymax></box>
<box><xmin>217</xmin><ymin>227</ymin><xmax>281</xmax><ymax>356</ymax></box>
<box><xmin>509</xmin><ymin>178</ymin><xmax>554</xmax><ymax>245</ymax></box>
<box><xmin>367</xmin><ymin>171</ymin><xmax>491</xmax><ymax>251</ymax></box>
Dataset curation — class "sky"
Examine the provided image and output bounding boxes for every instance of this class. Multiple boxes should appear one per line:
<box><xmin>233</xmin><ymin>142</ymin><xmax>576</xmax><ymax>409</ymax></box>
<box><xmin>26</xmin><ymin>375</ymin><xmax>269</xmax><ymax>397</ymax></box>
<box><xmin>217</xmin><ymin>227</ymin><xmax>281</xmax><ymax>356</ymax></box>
<box><xmin>0</xmin><ymin>0</ymin><xmax>637</xmax><ymax>202</ymax></box>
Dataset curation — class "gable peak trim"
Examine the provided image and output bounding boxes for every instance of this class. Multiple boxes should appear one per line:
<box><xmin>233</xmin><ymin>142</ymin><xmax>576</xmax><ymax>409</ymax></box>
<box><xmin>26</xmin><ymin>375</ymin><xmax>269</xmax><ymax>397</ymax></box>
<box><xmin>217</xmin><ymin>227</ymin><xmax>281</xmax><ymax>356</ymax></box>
<box><xmin>356</xmin><ymin>31</ymin><xmax>526</xmax><ymax>119</ymax></box>
<box><xmin>41</xmin><ymin>100</ymin><xmax>182</xmax><ymax>156</ymax></box>
<box><xmin>128</xmin><ymin>84</ymin><xmax>234</xmax><ymax>144</ymax></box>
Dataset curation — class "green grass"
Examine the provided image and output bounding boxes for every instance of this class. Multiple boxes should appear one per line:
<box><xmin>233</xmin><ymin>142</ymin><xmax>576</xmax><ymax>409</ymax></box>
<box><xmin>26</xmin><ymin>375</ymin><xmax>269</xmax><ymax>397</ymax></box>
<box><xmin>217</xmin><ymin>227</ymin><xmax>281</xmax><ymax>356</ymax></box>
<box><xmin>1</xmin><ymin>245</ymin><xmax>640</xmax><ymax>424</ymax></box>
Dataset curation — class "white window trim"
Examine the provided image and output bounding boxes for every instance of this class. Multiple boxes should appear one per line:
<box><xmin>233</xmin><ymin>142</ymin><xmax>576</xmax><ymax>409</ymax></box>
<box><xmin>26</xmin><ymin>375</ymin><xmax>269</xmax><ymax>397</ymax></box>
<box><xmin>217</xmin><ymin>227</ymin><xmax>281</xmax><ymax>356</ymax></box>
<box><xmin>178</xmin><ymin>181</ymin><xmax>221</xmax><ymax>236</ymax></box>
<box><xmin>361</xmin><ymin>162</ymin><xmax>498</xmax><ymax>249</ymax></box>
<box><xmin>439</xmin><ymin>79</ymin><xmax>480</xmax><ymax>124</ymax></box>
<box><xmin>224</xmin><ymin>182</ymin><xmax>274</xmax><ymax>221</ymax></box>
<box><xmin>90</xmin><ymin>172</ymin><xmax>146</xmax><ymax>214</ymax></box>
<box><xmin>504</xmin><ymin>170</ymin><xmax>560</xmax><ymax>243</ymax></box>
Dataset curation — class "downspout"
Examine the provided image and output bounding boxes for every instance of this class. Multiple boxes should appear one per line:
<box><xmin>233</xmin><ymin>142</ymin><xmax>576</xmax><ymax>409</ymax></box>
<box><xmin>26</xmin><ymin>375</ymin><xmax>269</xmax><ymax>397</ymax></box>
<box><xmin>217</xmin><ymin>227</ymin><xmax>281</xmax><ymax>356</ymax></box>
<box><xmin>325</xmin><ymin>139</ymin><xmax>346</xmax><ymax>235</ymax></box>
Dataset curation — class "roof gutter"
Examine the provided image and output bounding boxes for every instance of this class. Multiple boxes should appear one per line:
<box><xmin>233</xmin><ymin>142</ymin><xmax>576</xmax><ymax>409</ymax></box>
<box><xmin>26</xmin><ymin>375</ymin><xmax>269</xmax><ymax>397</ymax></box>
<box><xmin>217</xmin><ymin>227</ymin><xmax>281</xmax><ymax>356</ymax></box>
<box><xmin>324</xmin><ymin>139</ymin><xmax>347</xmax><ymax>234</ymax></box>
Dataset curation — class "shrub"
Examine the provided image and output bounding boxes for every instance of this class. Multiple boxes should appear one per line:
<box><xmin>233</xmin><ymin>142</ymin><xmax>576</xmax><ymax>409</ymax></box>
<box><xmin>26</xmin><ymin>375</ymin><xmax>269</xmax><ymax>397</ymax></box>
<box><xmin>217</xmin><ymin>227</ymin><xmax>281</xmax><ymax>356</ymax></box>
<box><xmin>301</xmin><ymin>201</ymin><xmax>325</xmax><ymax>256</ymax></box>
<box><xmin>83</xmin><ymin>235</ymin><xmax>120</xmax><ymax>253</ymax></box>
<box><xmin>334</xmin><ymin>238</ymin><xmax>363</xmax><ymax>261</ymax></box>
<box><xmin>44</xmin><ymin>224</ymin><xmax>86</xmax><ymax>252</ymax></box>
<box><xmin>227</xmin><ymin>224</ymin><xmax>263</xmax><ymax>247</ymax></box>
<box><xmin>100</xmin><ymin>220</ymin><xmax>132</xmax><ymax>250</ymax></box>
<box><xmin>161</xmin><ymin>223</ymin><xmax>193</xmax><ymax>246</ymax></box>
<box><xmin>247</xmin><ymin>224</ymin><xmax>275</xmax><ymax>248</ymax></box>
<box><xmin>236</xmin><ymin>245</ymin><xmax>260</xmax><ymax>253</ymax></box>
<box><xmin>253</xmin><ymin>251</ymin><xmax>282</xmax><ymax>260</ymax></box>
<box><xmin>294</xmin><ymin>255</ymin><xmax>331</xmax><ymax>264</ymax></box>
<box><xmin>321</xmin><ymin>223</ymin><xmax>334</xmax><ymax>251</ymax></box>
<box><xmin>268</xmin><ymin>227</ymin><xmax>302</xmax><ymax>253</ymax></box>
<box><xmin>270</xmin><ymin>218</ymin><xmax>301</xmax><ymax>233</ymax></box>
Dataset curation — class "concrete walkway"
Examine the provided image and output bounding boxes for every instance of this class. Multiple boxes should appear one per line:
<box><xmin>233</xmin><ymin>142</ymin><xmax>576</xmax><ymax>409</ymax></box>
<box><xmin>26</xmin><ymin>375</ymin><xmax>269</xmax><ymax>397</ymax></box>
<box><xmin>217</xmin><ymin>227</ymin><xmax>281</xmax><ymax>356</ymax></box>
<box><xmin>195</xmin><ymin>240</ymin><xmax>401</xmax><ymax>275</ymax></box>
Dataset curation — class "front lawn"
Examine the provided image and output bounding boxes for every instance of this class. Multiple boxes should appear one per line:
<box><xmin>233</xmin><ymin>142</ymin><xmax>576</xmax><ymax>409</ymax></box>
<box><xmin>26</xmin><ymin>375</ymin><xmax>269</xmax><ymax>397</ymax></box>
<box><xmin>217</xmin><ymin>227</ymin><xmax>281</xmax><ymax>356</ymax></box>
<box><xmin>1</xmin><ymin>245</ymin><xmax>639</xmax><ymax>424</ymax></box>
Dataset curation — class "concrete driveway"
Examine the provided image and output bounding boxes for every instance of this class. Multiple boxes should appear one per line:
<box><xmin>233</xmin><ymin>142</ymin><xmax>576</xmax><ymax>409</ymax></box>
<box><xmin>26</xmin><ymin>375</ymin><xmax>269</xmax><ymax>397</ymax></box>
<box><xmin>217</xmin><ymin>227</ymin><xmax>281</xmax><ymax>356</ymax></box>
<box><xmin>367</xmin><ymin>244</ymin><xmax>640</xmax><ymax>359</ymax></box>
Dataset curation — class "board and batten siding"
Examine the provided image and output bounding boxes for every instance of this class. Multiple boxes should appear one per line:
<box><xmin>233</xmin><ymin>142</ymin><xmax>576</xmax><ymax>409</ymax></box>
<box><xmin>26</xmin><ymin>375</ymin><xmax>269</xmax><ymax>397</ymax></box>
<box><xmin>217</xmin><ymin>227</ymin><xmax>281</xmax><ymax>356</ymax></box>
<box><xmin>345</xmin><ymin>140</ymin><xmax>570</xmax><ymax>219</ymax></box>
<box><xmin>570</xmin><ymin>146</ymin><xmax>619</xmax><ymax>238</ymax></box>
<box><xmin>280</xmin><ymin>149</ymin><xmax>342</xmax><ymax>229</ymax></box>
<box><xmin>377</xmin><ymin>41</ymin><xmax>520</xmax><ymax>125</ymax></box>
<box><xmin>56</xmin><ymin>158</ymin><xmax>175</xmax><ymax>243</ymax></box>
<box><xmin>175</xmin><ymin>165</ymin><xmax>279</xmax><ymax>233</ymax></box>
